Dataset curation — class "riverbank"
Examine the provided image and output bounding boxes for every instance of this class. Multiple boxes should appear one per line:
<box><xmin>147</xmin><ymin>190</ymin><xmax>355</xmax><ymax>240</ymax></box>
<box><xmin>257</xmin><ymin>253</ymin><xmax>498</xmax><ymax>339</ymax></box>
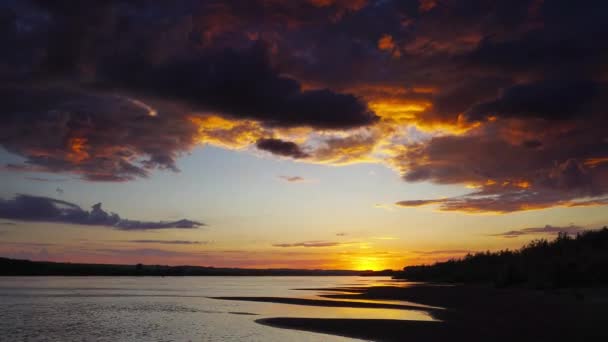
<box><xmin>0</xmin><ymin>257</ymin><xmax>384</xmax><ymax>276</ymax></box>
<box><xmin>231</xmin><ymin>282</ymin><xmax>608</xmax><ymax>341</ymax></box>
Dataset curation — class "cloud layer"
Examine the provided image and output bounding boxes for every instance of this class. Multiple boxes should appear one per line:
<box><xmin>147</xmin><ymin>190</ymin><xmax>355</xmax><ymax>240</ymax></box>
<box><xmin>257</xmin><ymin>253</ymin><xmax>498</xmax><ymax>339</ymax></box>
<box><xmin>256</xmin><ymin>139</ymin><xmax>310</xmax><ymax>159</ymax></box>
<box><xmin>1</xmin><ymin>0</ymin><xmax>607</xmax><ymax>213</ymax></box>
<box><xmin>127</xmin><ymin>240</ymin><xmax>208</xmax><ymax>245</ymax></box>
<box><xmin>273</xmin><ymin>241</ymin><xmax>341</xmax><ymax>248</ymax></box>
<box><xmin>491</xmin><ymin>224</ymin><xmax>587</xmax><ymax>238</ymax></box>
<box><xmin>0</xmin><ymin>195</ymin><xmax>204</xmax><ymax>230</ymax></box>
<box><xmin>279</xmin><ymin>176</ymin><xmax>306</xmax><ymax>183</ymax></box>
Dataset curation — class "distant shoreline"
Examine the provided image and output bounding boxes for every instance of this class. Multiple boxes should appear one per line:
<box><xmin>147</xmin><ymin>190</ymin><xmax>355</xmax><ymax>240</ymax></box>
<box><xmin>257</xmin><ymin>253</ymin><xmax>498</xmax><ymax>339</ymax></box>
<box><xmin>0</xmin><ymin>257</ymin><xmax>395</xmax><ymax>277</ymax></box>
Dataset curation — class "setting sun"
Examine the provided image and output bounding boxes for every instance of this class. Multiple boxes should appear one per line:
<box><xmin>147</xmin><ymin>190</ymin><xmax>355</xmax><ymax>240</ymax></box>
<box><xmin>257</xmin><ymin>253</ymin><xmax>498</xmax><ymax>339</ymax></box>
<box><xmin>352</xmin><ymin>257</ymin><xmax>386</xmax><ymax>271</ymax></box>
<box><xmin>2</xmin><ymin>1</ymin><xmax>608</xmax><ymax>341</ymax></box>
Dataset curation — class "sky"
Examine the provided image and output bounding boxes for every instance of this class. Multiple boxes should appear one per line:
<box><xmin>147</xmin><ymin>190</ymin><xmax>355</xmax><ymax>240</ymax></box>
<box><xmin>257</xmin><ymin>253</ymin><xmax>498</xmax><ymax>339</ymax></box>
<box><xmin>1</xmin><ymin>0</ymin><xmax>608</xmax><ymax>270</ymax></box>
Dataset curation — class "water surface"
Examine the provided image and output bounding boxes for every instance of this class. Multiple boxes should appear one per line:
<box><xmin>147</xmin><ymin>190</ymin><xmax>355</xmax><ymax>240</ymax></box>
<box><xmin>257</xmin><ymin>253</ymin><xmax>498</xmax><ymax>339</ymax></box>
<box><xmin>0</xmin><ymin>276</ymin><xmax>432</xmax><ymax>341</ymax></box>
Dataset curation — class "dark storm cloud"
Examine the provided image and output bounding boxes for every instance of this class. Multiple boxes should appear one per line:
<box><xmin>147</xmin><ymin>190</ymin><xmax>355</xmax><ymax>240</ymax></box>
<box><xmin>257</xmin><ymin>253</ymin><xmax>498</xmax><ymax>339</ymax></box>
<box><xmin>465</xmin><ymin>0</ymin><xmax>608</xmax><ymax>76</ymax></box>
<box><xmin>522</xmin><ymin>139</ymin><xmax>543</xmax><ymax>149</ymax></box>
<box><xmin>102</xmin><ymin>44</ymin><xmax>377</xmax><ymax>130</ymax></box>
<box><xmin>4</xmin><ymin>1</ymin><xmax>377</xmax><ymax>130</ymax></box>
<box><xmin>430</xmin><ymin>77</ymin><xmax>512</xmax><ymax>121</ymax></box>
<box><xmin>256</xmin><ymin>139</ymin><xmax>309</xmax><ymax>159</ymax></box>
<box><xmin>491</xmin><ymin>225</ymin><xmax>587</xmax><ymax>238</ymax></box>
<box><xmin>0</xmin><ymin>0</ymin><xmax>607</xmax><ymax>215</ymax></box>
<box><xmin>0</xmin><ymin>194</ymin><xmax>204</xmax><ymax>230</ymax></box>
<box><xmin>465</xmin><ymin>81</ymin><xmax>605</xmax><ymax>121</ymax></box>
<box><xmin>393</xmin><ymin>119</ymin><xmax>608</xmax><ymax>213</ymax></box>
<box><xmin>0</xmin><ymin>86</ymin><xmax>199</xmax><ymax>181</ymax></box>
<box><xmin>0</xmin><ymin>0</ymin><xmax>377</xmax><ymax>181</ymax></box>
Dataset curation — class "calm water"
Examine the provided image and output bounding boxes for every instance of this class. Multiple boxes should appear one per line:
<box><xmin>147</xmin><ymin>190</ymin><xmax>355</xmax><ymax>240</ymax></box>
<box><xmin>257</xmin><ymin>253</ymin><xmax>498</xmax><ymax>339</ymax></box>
<box><xmin>0</xmin><ymin>276</ymin><xmax>433</xmax><ymax>341</ymax></box>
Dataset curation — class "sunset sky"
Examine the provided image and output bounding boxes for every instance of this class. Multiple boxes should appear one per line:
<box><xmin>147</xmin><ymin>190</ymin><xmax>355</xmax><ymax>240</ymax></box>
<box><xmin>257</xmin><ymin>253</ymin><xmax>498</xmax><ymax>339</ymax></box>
<box><xmin>1</xmin><ymin>0</ymin><xmax>607</xmax><ymax>270</ymax></box>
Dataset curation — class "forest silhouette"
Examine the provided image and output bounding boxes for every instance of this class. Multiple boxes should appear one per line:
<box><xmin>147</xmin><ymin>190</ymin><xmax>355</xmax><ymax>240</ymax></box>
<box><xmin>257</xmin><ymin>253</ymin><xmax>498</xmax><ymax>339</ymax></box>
<box><xmin>396</xmin><ymin>227</ymin><xmax>608</xmax><ymax>288</ymax></box>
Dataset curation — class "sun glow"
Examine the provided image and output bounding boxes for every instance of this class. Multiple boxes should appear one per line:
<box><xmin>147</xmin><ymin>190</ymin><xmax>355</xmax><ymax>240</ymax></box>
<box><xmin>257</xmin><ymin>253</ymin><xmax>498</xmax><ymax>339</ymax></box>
<box><xmin>352</xmin><ymin>256</ymin><xmax>386</xmax><ymax>271</ymax></box>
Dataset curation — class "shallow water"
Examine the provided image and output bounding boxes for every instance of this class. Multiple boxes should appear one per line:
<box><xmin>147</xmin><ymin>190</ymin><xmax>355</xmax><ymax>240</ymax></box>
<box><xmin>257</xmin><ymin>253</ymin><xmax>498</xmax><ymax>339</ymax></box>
<box><xmin>0</xmin><ymin>276</ymin><xmax>432</xmax><ymax>341</ymax></box>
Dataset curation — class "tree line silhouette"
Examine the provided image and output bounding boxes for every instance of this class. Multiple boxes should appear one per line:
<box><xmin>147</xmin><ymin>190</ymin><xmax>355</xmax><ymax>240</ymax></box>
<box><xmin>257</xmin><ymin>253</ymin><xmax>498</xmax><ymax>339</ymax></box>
<box><xmin>0</xmin><ymin>258</ymin><xmax>384</xmax><ymax>276</ymax></box>
<box><xmin>395</xmin><ymin>227</ymin><xmax>608</xmax><ymax>288</ymax></box>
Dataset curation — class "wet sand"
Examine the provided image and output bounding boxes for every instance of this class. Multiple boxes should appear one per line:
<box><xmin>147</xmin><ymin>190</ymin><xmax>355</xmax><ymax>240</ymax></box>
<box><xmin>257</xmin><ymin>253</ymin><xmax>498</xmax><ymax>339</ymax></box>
<box><xmin>211</xmin><ymin>296</ymin><xmax>439</xmax><ymax>312</ymax></box>
<box><xmin>257</xmin><ymin>317</ymin><xmax>445</xmax><ymax>341</ymax></box>
<box><xmin>219</xmin><ymin>283</ymin><xmax>608</xmax><ymax>341</ymax></box>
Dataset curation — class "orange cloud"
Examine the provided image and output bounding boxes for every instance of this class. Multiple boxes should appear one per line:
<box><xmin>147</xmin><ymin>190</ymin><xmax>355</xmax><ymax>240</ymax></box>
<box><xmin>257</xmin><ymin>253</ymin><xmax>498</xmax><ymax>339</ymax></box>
<box><xmin>309</xmin><ymin>131</ymin><xmax>379</xmax><ymax>165</ymax></box>
<box><xmin>189</xmin><ymin>115</ymin><xmax>265</xmax><ymax>149</ymax></box>
<box><xmin>396</xmin><ymin>194</ymin><xmax>608</xmax><ymax>214</ymax></box>
<box><xmin>418</xmin><ymin>0</ymin><xmax>437</xmax><ymax>12</ymax></box>
<box><xmin>370</xmin><ymin>100</ymin><xmax>429</xmax><ymax>122</ymax></box>
<box><xmin>309</xmin><ymin>0</ymin><xmax>368</xmax><ymax>11</ymax></box>
<box><xmin>585</xmin><ymin>157</ymin><xmax>608</xmax><ymax>168</ymax></box>
<box><xmin>66</xmin><ymin>137</ymin><xmax>90</xmax><ymax>163</ymax></box>
<box><xmin>377</xmin><ymin>34</ymin><xmax>401</xmax><ymax>58</ymax></box>
<box><xmin>378</xmin><ymin>34</ymin><xmax>395</xmax><ymax>51</ymax></box>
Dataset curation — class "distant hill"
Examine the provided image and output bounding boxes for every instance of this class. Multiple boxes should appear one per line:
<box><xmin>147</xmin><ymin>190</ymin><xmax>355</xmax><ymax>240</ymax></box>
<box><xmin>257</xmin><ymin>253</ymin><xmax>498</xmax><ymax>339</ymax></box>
<box><xmin>394</xmin><ymin>227</ymin><xmax>608</xmax><ymax>288</ymax></box>
<box><xmin>0</xmin><ymin>258</ymin><xmax>389</xmax><ymax>276</ymax></box>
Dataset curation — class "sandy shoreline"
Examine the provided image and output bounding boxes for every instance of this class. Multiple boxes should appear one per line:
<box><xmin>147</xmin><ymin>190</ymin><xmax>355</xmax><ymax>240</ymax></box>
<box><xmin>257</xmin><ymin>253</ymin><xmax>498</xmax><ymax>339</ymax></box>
<box><xmin>256</xmin><ymin>317</ymin><xmax>444</xmax><ymax>341</ymax></box>
<box><xmin>210</xmin><ymin>295</ymin><xmax>440</xmax><ymax>312</ymax></box>
<box><xmin>218</xmin><ymin>283</ymin><xmax>608</xmax><ymax>341</ymax></box>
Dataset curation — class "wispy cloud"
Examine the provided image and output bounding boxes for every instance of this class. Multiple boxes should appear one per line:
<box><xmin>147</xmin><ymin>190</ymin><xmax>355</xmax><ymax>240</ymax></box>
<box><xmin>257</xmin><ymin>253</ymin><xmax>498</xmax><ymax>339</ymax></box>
<box><xmin>374</xmin><ymin>203</ymin><xmax>395</xmax><ymax>211</ymax></box>
<box><xmin>491</xmin><ymin>224</ymin><xmax>587</xmax><ymax>238</ymax></box>
<box><xmin>395</xmin><ymin>199</ymin><xmax>446</xmax><ymax>208</ymax></box>
<box><xmin>0</xmin><ymin>194</ymin><xmax>204</xmax><ymax>230</ymax></box>
<box><xmin>278</xmin><ymin>176</ymin><xmax>306</xmax><ymax>183</ymax></box>
<box><xmin>25</xmin><ymin>177</ymin><xmax>69</xmax><ymax>182</ymax></box>
<box><xmin>93</xmin><ymin>248</ymin><xmax>196</xmax><ymax>258</ymax></box>
<box><xmin>273</xmin><ymin>241</ymin><xmax>342</xmax><ymax>248</ymax></box>
<box><xmin>1</xmin><ymin>241</ymin><xmax>56</xmax><ymax>247</ymax></box>
<box><xmin>372</xmin><ymin>236</ymin><xmax>398</xmax><ymax>240</ymax></box>
<box><xmin>126</xmin><ymin>240</ymin><xmax>209</xmax><ymax>245</ymax></box>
